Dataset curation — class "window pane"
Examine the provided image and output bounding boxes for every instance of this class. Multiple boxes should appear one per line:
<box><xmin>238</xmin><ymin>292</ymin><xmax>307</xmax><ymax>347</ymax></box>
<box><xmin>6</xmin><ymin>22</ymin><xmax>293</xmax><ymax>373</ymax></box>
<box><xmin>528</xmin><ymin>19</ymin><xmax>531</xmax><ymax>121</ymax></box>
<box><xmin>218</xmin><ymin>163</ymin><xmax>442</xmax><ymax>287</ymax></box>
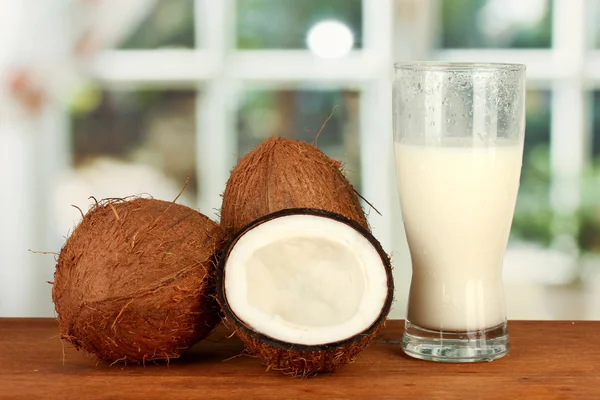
<box><xmin>510</xmin><ymin>90</ymin><xmax>552</xmax><ymax>245</ymax></box>
<box><xmin>118</xmin><ymin>0</ymin><xmax>195</xmax><ymax>49</ymax></box>
<box><xmin>581</xmin><ymin>92</ymin><xmax>600</xmax><ymax>253</ymax></box>
<box><xmin>236</xmin><ymin>89</ymin><xmax>361</xmax><ymax>190</ymax></box>
<box><xmin>57</xmin><ymin>88</ymin><xmax>198</xmax><ymax>235</ymax></box>
<box><xmin>595</xmin><ymin>3</ymin><xmax>600</xmax><ymax>49</ymax></box>
<box><xmin>593</xmin><ymin>92</ymin><xmax>600</xmax><ymax>157</ymax></box>
<box><xmin>440</xmin><ymin>0</ymin><xmax>552</xmax><ymax>49</ymax></box>
<box><xmin>236</xmin><ymin>0</ymin><xmax>362</xmax><ymax>51</ymax></box>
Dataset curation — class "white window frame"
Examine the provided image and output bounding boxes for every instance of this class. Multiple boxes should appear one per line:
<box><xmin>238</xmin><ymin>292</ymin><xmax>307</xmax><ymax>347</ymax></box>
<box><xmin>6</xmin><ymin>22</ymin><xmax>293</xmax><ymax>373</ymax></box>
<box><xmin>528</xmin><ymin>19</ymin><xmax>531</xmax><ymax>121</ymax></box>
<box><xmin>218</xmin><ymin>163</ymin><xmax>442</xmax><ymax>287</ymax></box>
<box><xmin>47</xmin><ymin>0</ymin><xmax>597</xmax><ymax>300</ymax></box>
<box><xmin>84</xmin><ymin>0</ymin><xmax>396</xmax><ymax>251</ymax></box>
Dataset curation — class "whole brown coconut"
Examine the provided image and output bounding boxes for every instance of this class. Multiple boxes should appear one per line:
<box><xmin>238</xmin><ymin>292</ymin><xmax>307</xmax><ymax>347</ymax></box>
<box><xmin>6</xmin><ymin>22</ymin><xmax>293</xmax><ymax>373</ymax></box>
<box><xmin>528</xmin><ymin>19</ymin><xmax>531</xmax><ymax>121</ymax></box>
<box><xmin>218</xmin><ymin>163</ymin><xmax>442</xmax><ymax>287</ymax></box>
<box><xmin>220</xmin><ymin>137</ymin><xmax>369</xmax><ymax>238</ymax></box>
<box><xmin>52</xmin><ymin>198</ymin><xmax>227</xmax><ymax>364</ymax></box>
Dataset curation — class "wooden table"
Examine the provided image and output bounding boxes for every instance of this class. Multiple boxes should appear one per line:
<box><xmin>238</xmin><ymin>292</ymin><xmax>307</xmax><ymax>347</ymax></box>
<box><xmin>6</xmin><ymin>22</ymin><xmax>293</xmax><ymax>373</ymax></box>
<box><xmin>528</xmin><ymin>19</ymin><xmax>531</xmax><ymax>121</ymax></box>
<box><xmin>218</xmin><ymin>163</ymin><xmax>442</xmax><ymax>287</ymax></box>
<box><xmin>0</xmin><ymin>319</ymin><xmax>598</xmax><ymax>399</ymax></box>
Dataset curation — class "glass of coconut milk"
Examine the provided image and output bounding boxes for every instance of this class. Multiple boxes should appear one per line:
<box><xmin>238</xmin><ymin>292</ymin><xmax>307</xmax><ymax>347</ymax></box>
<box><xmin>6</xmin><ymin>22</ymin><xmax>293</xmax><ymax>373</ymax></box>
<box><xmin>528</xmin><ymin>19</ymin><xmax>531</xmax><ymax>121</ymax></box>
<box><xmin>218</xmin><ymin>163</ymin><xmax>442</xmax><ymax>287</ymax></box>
<box><xmin>393</xmin><ymin>62</ymin><xmax>526</xmax><ymax>362</ymax></box>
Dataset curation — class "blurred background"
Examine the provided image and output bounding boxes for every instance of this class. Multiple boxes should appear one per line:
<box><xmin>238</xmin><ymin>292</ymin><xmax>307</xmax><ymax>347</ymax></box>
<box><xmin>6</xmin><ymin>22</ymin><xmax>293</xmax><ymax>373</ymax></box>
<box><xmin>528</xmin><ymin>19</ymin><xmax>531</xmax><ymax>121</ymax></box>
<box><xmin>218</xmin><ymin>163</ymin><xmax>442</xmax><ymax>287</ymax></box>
<box><xmin>1</xmin><ymin>0</ymin><xmax>599</xmax><ymax>320</ymax></box>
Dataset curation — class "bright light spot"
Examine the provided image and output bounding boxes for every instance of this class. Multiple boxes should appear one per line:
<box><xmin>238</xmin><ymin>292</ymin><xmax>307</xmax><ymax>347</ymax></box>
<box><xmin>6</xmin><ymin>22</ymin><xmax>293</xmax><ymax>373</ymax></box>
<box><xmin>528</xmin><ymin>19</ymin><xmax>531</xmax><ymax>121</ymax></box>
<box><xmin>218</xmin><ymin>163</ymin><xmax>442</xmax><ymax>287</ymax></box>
<box><xmin>306</xmin><ymin>20</ymin><xmax>354</xmax><ymax>59</ymax></box>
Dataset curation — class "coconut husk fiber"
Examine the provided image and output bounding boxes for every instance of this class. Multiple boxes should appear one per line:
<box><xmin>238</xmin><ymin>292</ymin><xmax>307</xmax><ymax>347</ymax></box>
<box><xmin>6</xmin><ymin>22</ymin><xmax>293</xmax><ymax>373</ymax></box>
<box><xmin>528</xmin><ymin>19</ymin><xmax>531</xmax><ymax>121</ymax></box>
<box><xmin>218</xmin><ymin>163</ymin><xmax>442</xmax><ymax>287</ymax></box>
<box><xmin>220</xmin><ymin>137</ymin><xmax>369</xmax><ymax>239</ymax></box>
<box><xmin>223</xmin><ymin>322</ymin><xmax>381</xmax><ymax>378</ymax></box>
<box><xmin>52</xmin><ymin>197</ymin><xmax>227</xmax><ymax>364</ymax></box>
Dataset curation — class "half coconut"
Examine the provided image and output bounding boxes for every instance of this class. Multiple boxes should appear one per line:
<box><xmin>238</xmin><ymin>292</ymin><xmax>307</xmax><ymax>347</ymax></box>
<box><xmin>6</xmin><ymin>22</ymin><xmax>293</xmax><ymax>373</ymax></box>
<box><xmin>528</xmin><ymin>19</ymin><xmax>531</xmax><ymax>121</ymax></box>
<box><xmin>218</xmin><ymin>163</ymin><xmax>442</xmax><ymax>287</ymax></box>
<box><xmin>217</xmin><ymin>208</ymin><xmax>394</xmax><ymax>376</ymax></box>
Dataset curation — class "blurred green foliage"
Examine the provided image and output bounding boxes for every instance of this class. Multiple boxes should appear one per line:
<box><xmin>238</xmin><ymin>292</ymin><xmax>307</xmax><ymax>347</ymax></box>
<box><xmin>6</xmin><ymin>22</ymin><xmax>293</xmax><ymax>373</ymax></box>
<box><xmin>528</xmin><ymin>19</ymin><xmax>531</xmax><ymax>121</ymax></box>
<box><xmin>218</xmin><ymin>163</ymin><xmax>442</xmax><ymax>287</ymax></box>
<box><xmin>510</xmin><ymin>90</ymin><xmax>600</xmax><ymax>255</ymax></box>
<box><xmin>510</xmin><ymin>91</ymin><xmax>553</xmax><ymax>245</ymax></box>
<box><xmin>578</xmin><ymin>160</ymin><xmax>600</xmax><ymax>253</ymax></box>
<box><xmin>119</xmin><ymin>0</ymin><xmax>195</xmax><ymax>49</ymax></box>
<box><xmin>117</xmin><ymin>0</ymin><xmax>363</xmax><ymax>50</ymax></box>
<box><xmin>511</xmin><ymin>144</ymin><xmax>554</xmax><ymax>245</ymax></box>
<box><xmin>237</xmin><ymin>0</ymin><xmax>362</xmax><ymax>49</ymax></box>
<box><xmin>580</xmin><ymin>92</ymin><xmax>600</xmax><ymax>253</ymax></box>
<box><xmin>441</xmin><ymin>0</ymin><xmax>552</xmax><ymax>48</ymax></box>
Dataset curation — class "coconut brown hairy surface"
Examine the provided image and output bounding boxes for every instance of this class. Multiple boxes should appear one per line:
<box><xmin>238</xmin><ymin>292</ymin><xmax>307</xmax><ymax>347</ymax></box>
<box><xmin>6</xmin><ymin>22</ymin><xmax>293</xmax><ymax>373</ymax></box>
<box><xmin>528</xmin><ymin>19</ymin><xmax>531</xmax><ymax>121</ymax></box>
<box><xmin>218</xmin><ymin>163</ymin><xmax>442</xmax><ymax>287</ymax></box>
<box><xmin>220</xmin><ymin>137</ymin><xmax>369</xmax><ymax>239</ymax></box>
<box><xmin>52</xmin><ymin>198</ymin><xmax>227</xmax><ymax>364</ymax></box>
<box><xmin>217</xmin><ymin>208</ymin><xmax>394</xmax><ymax>377</ymax></box>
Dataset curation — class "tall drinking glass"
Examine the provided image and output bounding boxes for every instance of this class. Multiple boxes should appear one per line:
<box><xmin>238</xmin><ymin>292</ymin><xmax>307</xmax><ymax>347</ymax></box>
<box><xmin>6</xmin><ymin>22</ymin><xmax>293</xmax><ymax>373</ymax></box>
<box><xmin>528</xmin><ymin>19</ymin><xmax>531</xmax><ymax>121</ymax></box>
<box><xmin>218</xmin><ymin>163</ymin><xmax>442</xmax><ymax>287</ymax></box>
<box><xmin>393</xmin><ymin>62</ymin><xmax>526</xmax><ymax>362</ymax></box>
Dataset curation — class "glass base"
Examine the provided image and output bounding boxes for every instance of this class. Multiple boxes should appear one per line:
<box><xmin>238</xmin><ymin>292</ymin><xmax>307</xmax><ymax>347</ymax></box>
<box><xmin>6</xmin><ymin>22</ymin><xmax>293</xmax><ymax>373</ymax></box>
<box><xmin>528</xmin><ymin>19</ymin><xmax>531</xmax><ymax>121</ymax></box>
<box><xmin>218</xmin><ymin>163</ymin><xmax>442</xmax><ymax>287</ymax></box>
<box><xmin>401</xmin><ymin>320</ymin><xmax>509</xmax><ymax>363</ymax></box>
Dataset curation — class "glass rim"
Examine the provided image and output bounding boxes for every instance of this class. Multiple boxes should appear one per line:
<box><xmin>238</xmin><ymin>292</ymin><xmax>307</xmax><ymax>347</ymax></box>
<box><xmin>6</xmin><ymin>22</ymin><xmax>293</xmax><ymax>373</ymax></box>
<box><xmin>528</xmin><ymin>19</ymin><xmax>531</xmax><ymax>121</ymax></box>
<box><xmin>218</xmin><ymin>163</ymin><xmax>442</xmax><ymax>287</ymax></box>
<box><xmin>393</xmin><ymin>61</ymin><xmax>526</xmax><ymax>72</ymax></box>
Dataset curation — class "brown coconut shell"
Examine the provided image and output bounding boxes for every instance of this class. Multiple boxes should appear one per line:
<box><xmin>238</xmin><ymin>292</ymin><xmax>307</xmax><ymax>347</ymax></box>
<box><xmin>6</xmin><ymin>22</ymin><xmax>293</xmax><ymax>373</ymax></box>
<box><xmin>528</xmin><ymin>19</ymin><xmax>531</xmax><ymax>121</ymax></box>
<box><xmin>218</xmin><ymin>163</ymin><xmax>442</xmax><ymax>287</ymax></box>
<box><xmin>216</xmin><ymin>208</ymin><xmax>394</xmax><ymax>377</ymax></box>
<box><xmin>52</xmin><ymin>197</ymin><xmax>227</xmax><ymax>364</ymax></box>
<box><xmin>220</xmin><ymin>137</ymin><xmax>369</xmax><ymax>239</ymax></box>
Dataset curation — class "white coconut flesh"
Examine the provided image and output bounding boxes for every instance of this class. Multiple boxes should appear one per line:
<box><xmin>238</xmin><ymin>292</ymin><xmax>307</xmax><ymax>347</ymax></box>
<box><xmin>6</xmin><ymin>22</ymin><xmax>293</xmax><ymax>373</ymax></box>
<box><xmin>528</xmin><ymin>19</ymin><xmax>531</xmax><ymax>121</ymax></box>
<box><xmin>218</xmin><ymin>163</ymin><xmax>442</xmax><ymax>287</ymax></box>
<box><xmin>224</xmin><ymin>214</ymin><xmax>389</xmax><ymax>346</ymax></box>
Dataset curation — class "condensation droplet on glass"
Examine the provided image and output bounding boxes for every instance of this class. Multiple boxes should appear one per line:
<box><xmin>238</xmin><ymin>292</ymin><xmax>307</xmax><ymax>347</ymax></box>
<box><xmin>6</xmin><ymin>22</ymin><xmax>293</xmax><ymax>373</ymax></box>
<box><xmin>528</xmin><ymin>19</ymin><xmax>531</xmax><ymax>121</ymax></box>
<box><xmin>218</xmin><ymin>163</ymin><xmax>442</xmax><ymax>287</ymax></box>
<box><xmin>430</xmin><ymin>122</ymin><xmax>435</xmax><ymax>126</ymax></box>
<box><xmin>443</xmin><ymin>98</ymin><xmax>449</xmax><ymax>105</ymax></box>
<box><xmin>417</xmin><ymin>83</ymin><xmax>421</xmax><ymax>90</ymax></box>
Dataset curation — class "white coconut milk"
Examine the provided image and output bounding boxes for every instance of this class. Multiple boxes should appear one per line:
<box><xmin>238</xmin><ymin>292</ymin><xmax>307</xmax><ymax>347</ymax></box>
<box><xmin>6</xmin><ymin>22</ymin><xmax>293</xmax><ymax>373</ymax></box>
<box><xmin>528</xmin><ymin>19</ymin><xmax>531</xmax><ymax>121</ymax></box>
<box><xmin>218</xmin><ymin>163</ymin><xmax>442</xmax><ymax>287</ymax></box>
<box><xmin>395</xmin><ymin>138</ymin><xmax>523</xmax><ymax>331</ymax></box>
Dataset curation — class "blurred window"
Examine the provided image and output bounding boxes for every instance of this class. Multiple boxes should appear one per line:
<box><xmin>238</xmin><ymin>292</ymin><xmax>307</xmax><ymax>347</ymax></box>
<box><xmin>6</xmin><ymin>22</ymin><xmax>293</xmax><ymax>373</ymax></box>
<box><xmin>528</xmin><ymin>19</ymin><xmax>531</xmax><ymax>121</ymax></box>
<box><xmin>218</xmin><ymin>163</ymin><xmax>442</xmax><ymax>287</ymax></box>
<box><xmin>236</xmin><ymin>0</ymin><xmax>362</xmax><ymax>50</ymax></box>
<box><xmin>65</xmin><ymin>89</ymin><xmax>197</xmax><ymax>219</ymax></box>
<box><xmin>511</xmin><ymin>90</ymin><xmax>552</xmax><ymax>245</ymax></box>
<box><xmin>49</xmin><ymin>0</ymin><xmax>600</xmax><ymax>320</ymax></box>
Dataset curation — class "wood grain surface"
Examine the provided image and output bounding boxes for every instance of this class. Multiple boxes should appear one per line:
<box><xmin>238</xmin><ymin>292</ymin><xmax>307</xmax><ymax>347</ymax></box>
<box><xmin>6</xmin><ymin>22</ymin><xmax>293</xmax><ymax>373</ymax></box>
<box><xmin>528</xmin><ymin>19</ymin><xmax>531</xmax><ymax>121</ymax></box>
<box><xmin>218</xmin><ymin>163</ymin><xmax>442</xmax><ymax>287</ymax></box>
<box><xmin>0</xmin><ymin>319</ymin><xmax>598</xmax><ymax>399</ymax></box>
